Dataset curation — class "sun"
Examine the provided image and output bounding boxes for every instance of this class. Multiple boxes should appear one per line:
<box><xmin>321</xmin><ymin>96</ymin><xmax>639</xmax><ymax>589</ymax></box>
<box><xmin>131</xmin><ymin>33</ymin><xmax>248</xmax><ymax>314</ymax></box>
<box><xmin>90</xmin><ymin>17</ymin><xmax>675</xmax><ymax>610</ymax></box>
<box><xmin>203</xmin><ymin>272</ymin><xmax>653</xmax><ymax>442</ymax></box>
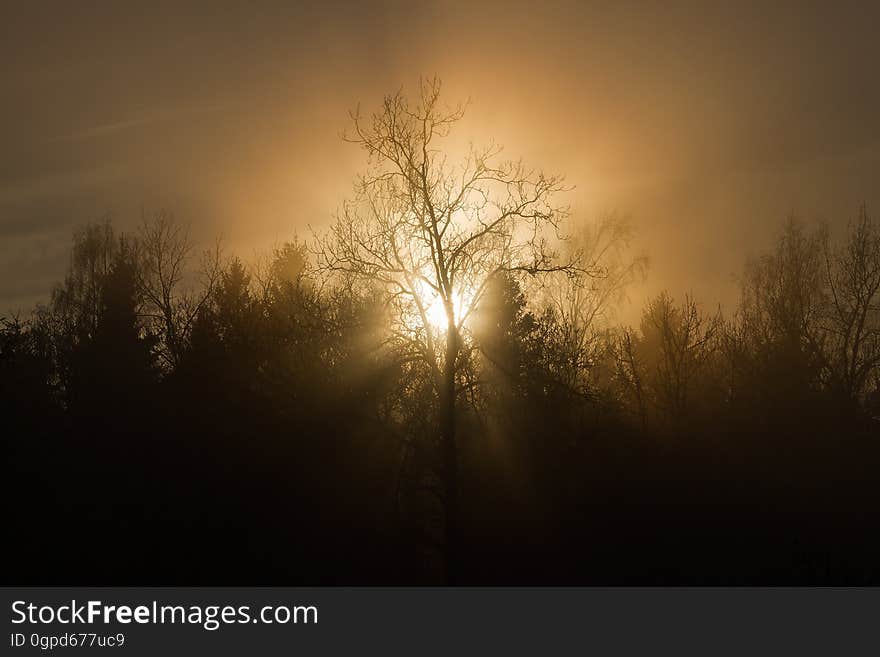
<box><xmin>425</xmin><ymin>294</ymin><xmax>448</xmax><ymax>330</ymax></box>
<box><xmin>418</xmin><ymin>283</ymin><xmax>473</xmax><ymax>332</ymax></box>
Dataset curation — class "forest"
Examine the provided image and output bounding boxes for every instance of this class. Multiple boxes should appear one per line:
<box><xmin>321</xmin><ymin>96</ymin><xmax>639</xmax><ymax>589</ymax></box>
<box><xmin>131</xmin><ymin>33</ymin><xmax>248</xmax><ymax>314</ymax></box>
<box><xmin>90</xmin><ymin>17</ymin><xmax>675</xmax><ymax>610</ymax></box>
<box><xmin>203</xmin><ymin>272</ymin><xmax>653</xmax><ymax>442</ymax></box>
<box><xmin>4</xmin><ymin>83</ymin><xmax>880</xmax><ymax>584</ymax></box>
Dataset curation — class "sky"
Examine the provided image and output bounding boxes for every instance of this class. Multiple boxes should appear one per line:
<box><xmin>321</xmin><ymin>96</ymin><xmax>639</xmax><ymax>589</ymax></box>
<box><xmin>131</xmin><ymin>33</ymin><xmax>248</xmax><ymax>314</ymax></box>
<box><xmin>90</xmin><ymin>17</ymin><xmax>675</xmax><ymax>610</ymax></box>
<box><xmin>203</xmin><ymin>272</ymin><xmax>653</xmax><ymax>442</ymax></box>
<box><xmin>2</xmin><ymin>0</ymin><xmax>879</xmax><ymax>318</ymax></box>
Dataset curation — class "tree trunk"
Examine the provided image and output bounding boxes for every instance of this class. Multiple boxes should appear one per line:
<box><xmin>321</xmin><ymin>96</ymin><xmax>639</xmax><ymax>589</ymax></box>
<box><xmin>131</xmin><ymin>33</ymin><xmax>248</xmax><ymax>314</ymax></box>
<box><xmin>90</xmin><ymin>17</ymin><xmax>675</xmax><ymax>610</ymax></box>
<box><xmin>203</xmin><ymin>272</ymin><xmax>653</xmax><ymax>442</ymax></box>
<box><xmin>440</xmin><ymin>323</ymin><xmax>460</xmax><ymax>584</ymax></box>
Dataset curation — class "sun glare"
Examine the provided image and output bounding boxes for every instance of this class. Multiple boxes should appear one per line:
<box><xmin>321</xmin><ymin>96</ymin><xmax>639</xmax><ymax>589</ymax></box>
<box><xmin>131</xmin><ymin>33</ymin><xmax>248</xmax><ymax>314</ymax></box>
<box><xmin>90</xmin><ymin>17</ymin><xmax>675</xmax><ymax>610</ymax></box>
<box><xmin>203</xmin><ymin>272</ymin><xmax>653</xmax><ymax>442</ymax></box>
<box><xmin>425</xmin><ymin>294</ymin><xmax>449</xmax><ymax>330</ymax></box>
<box><xmin>418</xmin><ymin>283</ymin><xmax>473</xmax><ymax>332</ymax></box>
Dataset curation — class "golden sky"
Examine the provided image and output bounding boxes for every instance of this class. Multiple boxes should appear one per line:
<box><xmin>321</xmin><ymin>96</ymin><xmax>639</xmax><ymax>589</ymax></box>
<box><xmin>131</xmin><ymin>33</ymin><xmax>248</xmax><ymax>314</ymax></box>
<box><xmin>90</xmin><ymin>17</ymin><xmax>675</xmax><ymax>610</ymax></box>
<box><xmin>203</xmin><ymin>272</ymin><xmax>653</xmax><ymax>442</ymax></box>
<box><xmin>2</xmin><ymin>1</ymin><xmax>878</xmax><ymax>317</ymax></box>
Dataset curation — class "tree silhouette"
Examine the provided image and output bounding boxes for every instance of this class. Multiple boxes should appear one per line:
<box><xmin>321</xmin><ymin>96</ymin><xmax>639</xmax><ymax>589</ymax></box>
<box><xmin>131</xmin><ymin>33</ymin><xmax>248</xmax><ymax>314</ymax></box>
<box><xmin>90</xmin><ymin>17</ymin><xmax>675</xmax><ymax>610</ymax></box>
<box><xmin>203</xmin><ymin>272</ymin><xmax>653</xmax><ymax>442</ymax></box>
<box><xmin>137</xmin><ymin>211</ymin><xmax>221</xmax><ymax>370</ymax></box>
<box><xmin>5</xmin><ymin>110</ymin><xmax>880</xmax><ymax>584</ymax></box>
<box><xmin>639</xmin><ymin>292</ymin><xmax>720</xmax><ymax>425</ymax></box>
<box><xmin>821</xmin><ymin>205</ymin><xmax>880</xmax><ymax>405</ymax></box>
<box><xmin>316</xmin><ymin>77</ymin><xmax>577</xmax><ymax>579</ymax></box>
<box><xmin>534</xmin><ymin>213</ymin><xmax>647</xmax><ymax>399</ymax></box>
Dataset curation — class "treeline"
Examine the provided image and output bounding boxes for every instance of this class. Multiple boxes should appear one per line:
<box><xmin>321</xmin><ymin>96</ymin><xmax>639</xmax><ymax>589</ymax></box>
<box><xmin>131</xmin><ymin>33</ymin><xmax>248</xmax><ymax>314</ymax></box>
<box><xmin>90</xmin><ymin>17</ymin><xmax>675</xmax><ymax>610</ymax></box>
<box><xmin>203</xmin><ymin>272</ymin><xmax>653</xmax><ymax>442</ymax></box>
<box><xmin>3</xmin><ymin>207</ymin><xmax>880</xmax><ymax>583</ymax></box>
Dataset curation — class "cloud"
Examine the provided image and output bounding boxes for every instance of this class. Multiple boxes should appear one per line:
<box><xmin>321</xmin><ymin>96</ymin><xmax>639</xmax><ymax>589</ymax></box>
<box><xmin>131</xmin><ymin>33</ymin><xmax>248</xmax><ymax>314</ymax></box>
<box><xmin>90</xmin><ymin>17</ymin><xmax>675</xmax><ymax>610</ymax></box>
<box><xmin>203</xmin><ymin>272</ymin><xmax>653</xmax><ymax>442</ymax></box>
<box><xmin>49</xmin><ymin>102</ymin><xmax>234</xmax><ymax>143</ymax></box>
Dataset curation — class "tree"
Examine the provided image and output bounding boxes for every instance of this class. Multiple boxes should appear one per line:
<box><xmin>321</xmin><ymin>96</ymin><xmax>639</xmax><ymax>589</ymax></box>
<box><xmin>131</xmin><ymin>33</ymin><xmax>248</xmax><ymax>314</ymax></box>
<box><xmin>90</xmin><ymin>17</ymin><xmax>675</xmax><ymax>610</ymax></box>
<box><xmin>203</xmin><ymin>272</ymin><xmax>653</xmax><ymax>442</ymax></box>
<box><xmin>316</xmin><ymin>77</ymin><xmax>576</xmax><ymax>579</ymax></box>
<box><xmin>94</xmin><ymin>242</ymin><xmax>155</xmax><ymax>382</ymax></box>
<box><xmin>735</xmin><ymin>218</ymin><xmax>828</xmax><ymax>409</ymax></box>
<box><xmin>534</xmin><ymin>212</ymin><xmax>647</xmax><ymax>397</ymax></box>
<box><xmin>47</xmin><ymin>218</ymin><xmax>120</xmax><ymax>404</ymax></box>
<box><xmin>50</xmin><ymin>218</ymin><xmax>117</xmax><ymax>346</ymax></box>
<box><xmin>612</xmin><ymin>326</ymin><xmax>648</xmax><ymax>430</ymax></box>
<box><xmin>639</xmin><ymin>292</ymin><xmax>720</xmax><ymax>425</ymax></box>
<box><xmin>137</xmin><ymin>211</ymin><xmax>221</xmax><ymax>370</ymax></box>
<box><xmin>821</xmin><ymin>205</ymin><xmax>880</xmax><ymax>405</ymax></box>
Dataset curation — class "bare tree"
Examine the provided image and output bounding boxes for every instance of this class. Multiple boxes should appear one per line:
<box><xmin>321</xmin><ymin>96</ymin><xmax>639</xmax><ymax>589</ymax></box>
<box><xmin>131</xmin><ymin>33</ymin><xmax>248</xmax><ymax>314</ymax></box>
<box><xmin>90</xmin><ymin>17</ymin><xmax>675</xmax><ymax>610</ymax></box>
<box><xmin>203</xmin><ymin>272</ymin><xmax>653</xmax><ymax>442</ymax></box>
<box><xmin>137</xmin><ymin>211</ymin><xmax>221</xmax><ymax>370</ymax></box>
<box><xmin>640</xmin><ymin>292</ymin><xmax>720</xmax><ymax>423</ymax></box>
<box><xmin>537</xmin><ymin>212</ymin><xmax>648</xmax><ymax>395</ymax></box>
<box><xmin>50</xmin><ymin>217</ymin><xmax>117</xmax><ymax>343</ymax></box>
<box><xmin>728</xmin><ymin>217</ymin><xmax>837</xmax><ymax>414</ymax></box>
<box><xmin>315</xmin><ymin>77</ymin><xmax>577</xmax><ymax>578</ymax></box>
<box><xmin>739</xmin><ymin>218</ymin><xmax>827</xmax><ymax>364</ymax></box>
<box><xmin>821</xmin><ymin>205</ymin><xmax>880</xmax><ymax>403</ymax></box>
<box><xmin>613</xmin><ymin>327</ymin><xmax>648</xmax><ymax>430</ymax></box>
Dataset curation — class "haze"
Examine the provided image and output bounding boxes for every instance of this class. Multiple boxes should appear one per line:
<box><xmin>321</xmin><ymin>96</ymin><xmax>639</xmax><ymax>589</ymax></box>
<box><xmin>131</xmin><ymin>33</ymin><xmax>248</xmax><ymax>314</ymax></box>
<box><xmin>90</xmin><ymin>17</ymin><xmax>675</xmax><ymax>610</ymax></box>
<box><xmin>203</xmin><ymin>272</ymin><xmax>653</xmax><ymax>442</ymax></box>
<box><xmin>3</xmin><ymin>0</ymin><xmax>878</xmax><ymax>316</ymax></box>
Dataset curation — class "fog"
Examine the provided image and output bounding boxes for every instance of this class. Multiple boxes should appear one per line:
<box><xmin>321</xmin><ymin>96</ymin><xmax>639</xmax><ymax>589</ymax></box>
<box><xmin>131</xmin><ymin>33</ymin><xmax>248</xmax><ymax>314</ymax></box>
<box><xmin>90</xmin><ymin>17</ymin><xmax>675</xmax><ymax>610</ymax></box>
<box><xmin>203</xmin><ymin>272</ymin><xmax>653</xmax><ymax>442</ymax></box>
<box><xmin>3</xmin><ymin>0</ymin><xmax>878</xmax><ymax>316</ymax></box>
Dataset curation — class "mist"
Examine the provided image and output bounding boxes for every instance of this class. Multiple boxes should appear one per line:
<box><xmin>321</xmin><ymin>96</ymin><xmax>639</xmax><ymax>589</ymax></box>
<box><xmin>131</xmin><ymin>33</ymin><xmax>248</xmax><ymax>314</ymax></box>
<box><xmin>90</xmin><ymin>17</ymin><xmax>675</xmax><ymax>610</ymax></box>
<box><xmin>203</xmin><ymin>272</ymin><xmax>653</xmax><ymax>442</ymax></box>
<box><xmin>5</xmin><ymin>2</ymin><xmax>880</xmax><ymax>586</ymax></box>
<box><xmin>3</xmin><ymin>1</ymin><xmax>879</xmax><ymax>315</ymax></box>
